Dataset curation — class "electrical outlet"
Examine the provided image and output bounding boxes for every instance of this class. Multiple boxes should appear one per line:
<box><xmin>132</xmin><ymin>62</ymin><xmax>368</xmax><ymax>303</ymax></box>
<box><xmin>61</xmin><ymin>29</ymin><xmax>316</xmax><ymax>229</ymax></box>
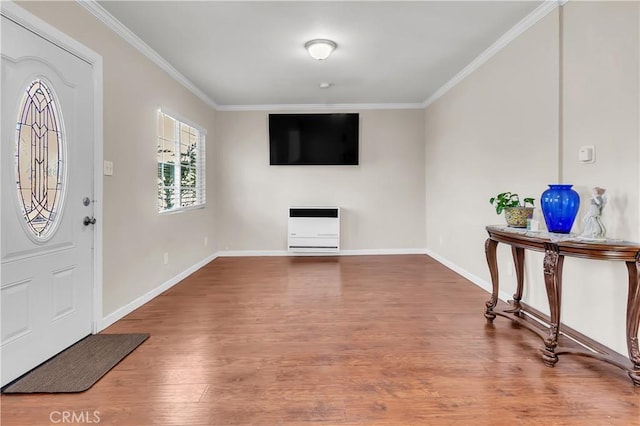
<box><xmin>204</xmin><ymin>236</ymin><xmax>208</xmax><ymax>247</ymax></box>
<box><xmin>163</xmin><ymin>252</ymin><xmax>169</xmax><ymax>265</ymax></box>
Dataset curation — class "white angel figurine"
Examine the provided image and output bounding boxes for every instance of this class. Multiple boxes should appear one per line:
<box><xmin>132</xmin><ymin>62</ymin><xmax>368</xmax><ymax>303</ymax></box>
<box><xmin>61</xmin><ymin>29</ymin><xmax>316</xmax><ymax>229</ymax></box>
<box><xmin>581</xmin><ymin>187</ymin><xmax>607</xmax><ymax>239</ymax></box>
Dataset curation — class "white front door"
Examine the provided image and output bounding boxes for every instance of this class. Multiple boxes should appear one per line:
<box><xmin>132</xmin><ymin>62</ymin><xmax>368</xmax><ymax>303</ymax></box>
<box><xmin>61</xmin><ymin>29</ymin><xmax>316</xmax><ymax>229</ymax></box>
<box><xmin>1</xmin><ymin>14</ymin><xmax>95</xmax><ymax>386</ymax></box>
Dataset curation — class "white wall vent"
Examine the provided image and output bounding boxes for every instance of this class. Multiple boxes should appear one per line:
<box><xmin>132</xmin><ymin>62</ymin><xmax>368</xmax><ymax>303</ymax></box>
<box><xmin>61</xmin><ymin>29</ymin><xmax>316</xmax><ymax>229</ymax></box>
<box><xmin>288</xmin><ymin>207</ymin><xmax>340</xmax><ymax>253</ymax></box>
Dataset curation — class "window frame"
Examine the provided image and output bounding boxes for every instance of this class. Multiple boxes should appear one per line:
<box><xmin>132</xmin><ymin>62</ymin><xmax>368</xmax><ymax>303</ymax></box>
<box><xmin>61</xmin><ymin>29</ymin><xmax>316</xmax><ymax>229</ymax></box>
<box><xmin>157</xmin><ymin>108</ymin><xmax>206</xmax><ymax>214</ymax></box>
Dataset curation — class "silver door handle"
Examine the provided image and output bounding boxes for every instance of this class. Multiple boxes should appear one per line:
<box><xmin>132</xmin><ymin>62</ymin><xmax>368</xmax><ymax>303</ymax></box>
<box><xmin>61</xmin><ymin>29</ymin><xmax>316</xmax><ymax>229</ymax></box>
<box><xmin>83</xmin><ymin>216</ymin><xmax>97</xmax><ymax>226</ymax></box>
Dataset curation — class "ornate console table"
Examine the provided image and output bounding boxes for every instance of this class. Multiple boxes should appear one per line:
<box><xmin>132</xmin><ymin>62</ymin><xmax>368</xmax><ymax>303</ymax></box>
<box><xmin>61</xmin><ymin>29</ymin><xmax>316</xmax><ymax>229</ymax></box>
<box><xmin>484</xmin><ymin>225</ymin><xmax>640</xmax><ymax>386</ymax></box>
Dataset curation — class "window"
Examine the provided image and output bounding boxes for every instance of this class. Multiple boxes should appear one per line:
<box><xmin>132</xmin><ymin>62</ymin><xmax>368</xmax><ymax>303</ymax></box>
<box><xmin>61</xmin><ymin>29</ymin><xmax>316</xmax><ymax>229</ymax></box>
<box><xmin>157</xmin><ymin>110</ymin><xmax>205</xmax><ymax>212</ymax></box>
<box><xmin>16</xmin><ymin>79</ymin><xmax>66</xmax><ymax>239</ymax></box>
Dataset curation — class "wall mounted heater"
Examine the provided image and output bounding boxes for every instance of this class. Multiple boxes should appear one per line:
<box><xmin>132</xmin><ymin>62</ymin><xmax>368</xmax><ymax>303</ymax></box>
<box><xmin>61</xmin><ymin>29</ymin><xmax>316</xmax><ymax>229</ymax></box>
<box><xmin>288</xmin><ymin>207</ymin><xmax>340</xmax><ymax>253</ymax></box>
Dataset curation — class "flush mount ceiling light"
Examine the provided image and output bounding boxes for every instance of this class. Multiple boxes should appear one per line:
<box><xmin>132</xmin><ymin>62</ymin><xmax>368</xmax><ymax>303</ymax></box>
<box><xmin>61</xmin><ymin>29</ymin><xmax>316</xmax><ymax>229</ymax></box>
<box><xmin>305</xmin><ymin>39</ymin><xmax>337</xmax><ymax>60</ymax></box>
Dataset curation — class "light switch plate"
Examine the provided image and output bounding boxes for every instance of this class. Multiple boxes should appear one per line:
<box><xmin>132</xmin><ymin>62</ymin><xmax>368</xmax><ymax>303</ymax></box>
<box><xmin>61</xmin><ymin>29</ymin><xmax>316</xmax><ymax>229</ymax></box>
<box><xmin>103</xmin><ymin>160</ymin><xmax>114</xmax><ymax>176</ymax></box>
<box><xmin>578</xmin><ymin>145</ymin><xmax>595</xmax><ymax>163</ymax></box>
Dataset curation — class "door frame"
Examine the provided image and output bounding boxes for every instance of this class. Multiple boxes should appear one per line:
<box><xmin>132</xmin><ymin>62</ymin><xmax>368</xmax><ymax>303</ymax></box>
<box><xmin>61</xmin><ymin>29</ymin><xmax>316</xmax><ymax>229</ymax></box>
<box><xmin>1</xmin><ymin>1</ymin><xmax>104</xmax><ymax>333</ymax></box>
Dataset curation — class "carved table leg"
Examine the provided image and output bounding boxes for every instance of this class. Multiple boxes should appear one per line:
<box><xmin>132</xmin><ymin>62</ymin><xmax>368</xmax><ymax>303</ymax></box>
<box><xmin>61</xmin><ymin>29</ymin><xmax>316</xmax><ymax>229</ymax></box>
<box><xmin>485</xmin><ymin>238</ymin><xmax>499</xmax><ymax>321</ymax></box>
<box><xmin>625</xmin><ymin>254</ymin><xmax>640</xmax><ymax>386</ymax></box>
<box><xmin>511</xmin><ymin>246</ymin><xmax>525</xmax><ymax>315</ymax></box>
<box><xmin>542</xmin><ymin>243</ymin><xmax>564</xmax><ymax>367</ymax></box>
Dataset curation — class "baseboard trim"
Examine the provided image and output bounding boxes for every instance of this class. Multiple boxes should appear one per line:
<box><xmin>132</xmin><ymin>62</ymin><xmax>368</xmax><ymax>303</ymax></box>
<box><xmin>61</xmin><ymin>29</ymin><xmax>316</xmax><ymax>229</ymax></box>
<box><xmin>340</xmin><ymin>248</ymin><xmax>428</xmax><ymax>256</ymax></box>
<box><xmin>424</xmin><ymin>249</ymin><xmax>512</xmax><ymax>302</ymax></box>
<box><xmin>98</xmin><ymin>252</ymin><xmax>218</xmax><ymax>330</ymax></box>
<box><xmin>217</xmin><ymin>250</ymin><xmax>288</xmax><ymax>257</ymax></box>
<box><xmin>216</xmin><ymin>248</ymin><xmax>428</xmax><ymax>257</ymax></box>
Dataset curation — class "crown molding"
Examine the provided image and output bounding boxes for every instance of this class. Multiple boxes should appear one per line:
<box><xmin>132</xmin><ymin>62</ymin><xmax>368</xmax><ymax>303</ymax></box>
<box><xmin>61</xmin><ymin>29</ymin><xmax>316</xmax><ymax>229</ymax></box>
<box><xmin>78</xmin><ymin>0</ymin><xmax>561</xmax><ymax>113</ymax></box>
<box><xmin>76</xmin><ymin>0</ymin><xmax>218</xmax><ymax>110</ymax></box>
<box><xmin>216</xmin><ymin>102</ymin><xmax>426</xmax><ymax>112</ymax></box>
<box><xmin>76</xmin><ymin>1</ymin><xmax>421</xmax><ymax>112</ymax></box>
<box><xmin>423</xmin><ymin>0</ymin><xmax>560</xmax><ymax>109</ymax></box>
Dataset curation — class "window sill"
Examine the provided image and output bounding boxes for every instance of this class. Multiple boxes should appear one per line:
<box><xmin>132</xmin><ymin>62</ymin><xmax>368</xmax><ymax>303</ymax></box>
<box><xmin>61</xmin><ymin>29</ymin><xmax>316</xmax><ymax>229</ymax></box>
<box><xmin>159</xmin><ymin>203</ymin><xmax>206</xmax><ymax>215</ymax></box>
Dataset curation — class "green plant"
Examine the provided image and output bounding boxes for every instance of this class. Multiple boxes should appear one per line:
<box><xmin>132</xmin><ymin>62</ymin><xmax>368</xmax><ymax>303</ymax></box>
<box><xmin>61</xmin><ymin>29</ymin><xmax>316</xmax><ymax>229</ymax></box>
<box><xmin>489</xmin><ymin>192</ymin><xmax>535</xmax><ymax>215</ymax></box>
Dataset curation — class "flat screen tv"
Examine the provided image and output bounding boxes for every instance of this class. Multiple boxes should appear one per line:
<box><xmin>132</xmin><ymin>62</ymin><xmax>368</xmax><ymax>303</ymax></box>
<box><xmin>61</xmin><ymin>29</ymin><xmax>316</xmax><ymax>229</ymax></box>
<box><xmin>269</xmin><ymin>113</ymin><xmax>359</xmax><ymax>165</ymax></box>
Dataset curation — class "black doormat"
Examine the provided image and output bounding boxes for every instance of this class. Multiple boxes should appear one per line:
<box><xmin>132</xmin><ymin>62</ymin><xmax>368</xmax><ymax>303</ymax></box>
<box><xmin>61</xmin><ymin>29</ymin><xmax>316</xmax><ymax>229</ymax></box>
<box><xmin>2</xmin><ymin>333</ymin><xmax>149</xmax><ymax>393</ymax></box>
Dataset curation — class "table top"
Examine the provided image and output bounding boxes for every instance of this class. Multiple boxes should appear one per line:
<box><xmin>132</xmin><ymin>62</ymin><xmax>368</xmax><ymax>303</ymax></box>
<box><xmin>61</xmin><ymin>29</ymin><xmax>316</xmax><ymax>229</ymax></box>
<box><xmin>486</xmin><ymin>225</ymin><xmax>640</xmax><ymax>261</ymax></box>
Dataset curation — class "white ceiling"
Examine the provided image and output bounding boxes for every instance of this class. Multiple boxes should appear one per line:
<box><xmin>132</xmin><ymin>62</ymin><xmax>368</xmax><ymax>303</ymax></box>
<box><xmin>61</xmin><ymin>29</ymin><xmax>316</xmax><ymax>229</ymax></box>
<box><xmin>96</xmin><ymin>1</ymin><xmax>545</xmax><ymax>108</ymax></box>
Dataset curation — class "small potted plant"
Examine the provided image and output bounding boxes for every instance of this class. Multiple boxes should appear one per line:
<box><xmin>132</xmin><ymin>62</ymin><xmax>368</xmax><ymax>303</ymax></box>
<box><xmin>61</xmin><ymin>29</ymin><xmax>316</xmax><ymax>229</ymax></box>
<box><xmin>489</xmin><ymin>192</ymin><xmax>535</xmax><ymax>228</ymax></box>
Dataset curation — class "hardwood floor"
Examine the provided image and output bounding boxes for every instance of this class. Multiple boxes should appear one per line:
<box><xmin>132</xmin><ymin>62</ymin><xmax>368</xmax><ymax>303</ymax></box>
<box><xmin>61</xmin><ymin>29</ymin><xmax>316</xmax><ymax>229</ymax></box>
<box><xmin>2</xmin><ymin>255</ymin><xmax>639</xmax><ymax>425</ymax></box>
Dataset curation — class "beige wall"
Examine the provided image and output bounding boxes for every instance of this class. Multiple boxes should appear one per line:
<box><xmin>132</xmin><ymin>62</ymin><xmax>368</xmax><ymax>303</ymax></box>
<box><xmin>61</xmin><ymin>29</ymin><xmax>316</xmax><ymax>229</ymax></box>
<box><xmin>425</xmin><ymin>8</ymin><xmax>559</xmax><ymax>281</ymax></box>
<box><xmin>559</xmin><ymin>1</ymin><xmax>639</xmax><ymax>353</ymax></box>
<box><xmin>215</xmin><ymin>110</ymin><xmax>426</xmax><ymax>252</ymax></box>
<box><xmin>425</xmin><ymin>3</ymin><xmax>640</xmax><ymax>355</ymax></box>
<box><xmin>18</xmin><ymin>2</ymin><xmax>218</xmax><ymax>318</ymax></box>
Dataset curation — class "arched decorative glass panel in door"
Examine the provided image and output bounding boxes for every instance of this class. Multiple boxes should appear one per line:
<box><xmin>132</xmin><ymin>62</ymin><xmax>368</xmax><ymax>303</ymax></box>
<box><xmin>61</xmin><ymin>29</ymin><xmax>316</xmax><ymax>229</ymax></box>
<box><xmin>15</xmin><ymin>79</ymin><xmax>66</xmax><ymax>240</ymax></box>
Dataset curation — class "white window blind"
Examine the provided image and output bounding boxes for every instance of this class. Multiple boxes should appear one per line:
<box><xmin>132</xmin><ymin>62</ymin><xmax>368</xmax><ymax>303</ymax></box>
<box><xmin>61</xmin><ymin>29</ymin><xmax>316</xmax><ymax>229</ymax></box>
<box><xmin>157</xmin><ymin>109</ymin><xmax>206</xmax><ymax>213</ymax></box>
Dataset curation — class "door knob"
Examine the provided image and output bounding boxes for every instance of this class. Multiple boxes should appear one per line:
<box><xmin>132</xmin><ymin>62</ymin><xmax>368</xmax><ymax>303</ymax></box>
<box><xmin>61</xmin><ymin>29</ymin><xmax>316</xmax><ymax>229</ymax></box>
<box><xmin>83</xmin><ymin>216</ymin><xmax>97</xmax><ymax>226</ymax></box>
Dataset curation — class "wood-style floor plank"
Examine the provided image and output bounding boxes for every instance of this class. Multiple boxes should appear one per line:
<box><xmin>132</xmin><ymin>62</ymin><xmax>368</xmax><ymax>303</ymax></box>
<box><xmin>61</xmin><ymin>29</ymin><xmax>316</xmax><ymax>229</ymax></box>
<box><xmin>2</xmin><ymin>255</ymin><xmax>639</xmax><ymax>425</ymax></box>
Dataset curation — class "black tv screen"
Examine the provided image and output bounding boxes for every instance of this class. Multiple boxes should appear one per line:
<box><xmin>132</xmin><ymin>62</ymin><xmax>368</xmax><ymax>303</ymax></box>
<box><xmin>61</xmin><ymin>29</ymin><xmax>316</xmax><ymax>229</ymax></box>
<box><xmin>269</xmin><ymin>113</ymin><xmax>359</xmax><ymax>165</ymax></box>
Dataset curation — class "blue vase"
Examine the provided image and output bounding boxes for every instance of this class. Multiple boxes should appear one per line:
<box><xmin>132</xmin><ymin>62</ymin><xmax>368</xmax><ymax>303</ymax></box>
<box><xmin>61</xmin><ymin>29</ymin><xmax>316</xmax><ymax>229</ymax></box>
<box><xmin>540</xmin><ymin>184</ymin><xmax>580</xmax><ymax>233</ymax></box>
